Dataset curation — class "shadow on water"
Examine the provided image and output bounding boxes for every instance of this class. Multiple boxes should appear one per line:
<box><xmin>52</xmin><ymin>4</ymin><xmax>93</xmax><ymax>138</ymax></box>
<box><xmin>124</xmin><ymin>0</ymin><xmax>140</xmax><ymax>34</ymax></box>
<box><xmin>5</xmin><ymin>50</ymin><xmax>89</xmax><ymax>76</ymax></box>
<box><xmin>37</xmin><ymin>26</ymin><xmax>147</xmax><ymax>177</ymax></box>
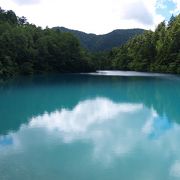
<box><xmin>0</xmin><ymin>73</ymin><xmax>180</xmax><ymax>135</ymax></box>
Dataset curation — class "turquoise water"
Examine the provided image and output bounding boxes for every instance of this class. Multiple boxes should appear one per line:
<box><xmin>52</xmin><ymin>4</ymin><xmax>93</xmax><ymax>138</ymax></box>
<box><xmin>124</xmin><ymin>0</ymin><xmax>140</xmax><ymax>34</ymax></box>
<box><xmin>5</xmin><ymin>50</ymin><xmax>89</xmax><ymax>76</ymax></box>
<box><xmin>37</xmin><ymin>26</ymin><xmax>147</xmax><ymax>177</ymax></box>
<box><xmin>0</xmin><ymin>72</ymin><xmax>180</xmax><ymax>180</ymax></box>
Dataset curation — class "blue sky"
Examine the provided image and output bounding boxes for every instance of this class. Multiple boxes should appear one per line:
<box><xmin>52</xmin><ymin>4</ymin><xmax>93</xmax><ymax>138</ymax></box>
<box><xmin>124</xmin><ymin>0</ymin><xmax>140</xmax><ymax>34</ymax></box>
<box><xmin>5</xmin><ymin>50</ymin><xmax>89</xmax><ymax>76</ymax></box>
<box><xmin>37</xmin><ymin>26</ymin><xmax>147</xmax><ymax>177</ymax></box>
<box><xmin>0</xmin><ymin>0</ymin><xmax>179</xmax><ymax>34</ymax></box>
<box><xmin>156</xmin><ymin>0</ymin><xmax>177</xmax><ymax>20</ymax></box>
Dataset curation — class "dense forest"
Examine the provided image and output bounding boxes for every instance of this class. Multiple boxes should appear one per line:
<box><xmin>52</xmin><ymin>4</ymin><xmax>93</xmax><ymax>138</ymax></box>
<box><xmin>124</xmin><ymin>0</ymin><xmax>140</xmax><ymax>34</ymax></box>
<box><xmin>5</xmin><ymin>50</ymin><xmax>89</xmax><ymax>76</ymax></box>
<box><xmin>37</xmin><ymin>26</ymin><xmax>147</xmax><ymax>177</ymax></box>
<box><xmin>54</xmin><ymin>27</ymin><xmax>144</xmax><ymax>52</ymax></box>
<box><xmin>110</xmin><ymin>15</ymin><xmax>180</xmax><ymax>74</ymax></box>
<box><xmin>0</xmin><ymin>7</ymin><xmax>180</xmax><ymax>78</ymax></box>
<box><xmin>0</xmin><ymin>7</ymin><xmax>94</xmax><ymax>78</ymax></box>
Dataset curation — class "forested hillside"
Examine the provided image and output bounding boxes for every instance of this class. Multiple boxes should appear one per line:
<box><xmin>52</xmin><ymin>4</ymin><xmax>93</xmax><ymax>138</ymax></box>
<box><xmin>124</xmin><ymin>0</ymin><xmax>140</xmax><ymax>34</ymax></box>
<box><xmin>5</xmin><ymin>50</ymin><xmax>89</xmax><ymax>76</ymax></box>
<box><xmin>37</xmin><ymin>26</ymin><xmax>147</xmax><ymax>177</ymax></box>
<box><xmin>110</xmin><ymin>15</ymin><xmax>180</xmax><ymax>74</ymax></box>
<box><xmin>55</xmin><ymin>27</ymin><xmax>144</xmax><ymax>52</ymax></box>
<box><xmin>0</xmin><ymin>8</ymin><xmax>94</xmax><ymax>78</ymax></box>
<box><xmin>0</xmin><ymin>7</ymin><xmax>180</xmax><ymax>78</ymax></box>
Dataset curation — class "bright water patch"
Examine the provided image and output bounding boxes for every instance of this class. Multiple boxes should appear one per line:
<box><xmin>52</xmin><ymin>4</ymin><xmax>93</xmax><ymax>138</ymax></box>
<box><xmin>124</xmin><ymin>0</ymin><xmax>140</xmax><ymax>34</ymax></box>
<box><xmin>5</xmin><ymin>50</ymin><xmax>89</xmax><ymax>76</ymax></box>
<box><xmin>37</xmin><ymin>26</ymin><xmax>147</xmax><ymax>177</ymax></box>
<box><xmin>89</xmin><ymin>70</ymin><xmax>174</xmax><ymax>77</ymax></box>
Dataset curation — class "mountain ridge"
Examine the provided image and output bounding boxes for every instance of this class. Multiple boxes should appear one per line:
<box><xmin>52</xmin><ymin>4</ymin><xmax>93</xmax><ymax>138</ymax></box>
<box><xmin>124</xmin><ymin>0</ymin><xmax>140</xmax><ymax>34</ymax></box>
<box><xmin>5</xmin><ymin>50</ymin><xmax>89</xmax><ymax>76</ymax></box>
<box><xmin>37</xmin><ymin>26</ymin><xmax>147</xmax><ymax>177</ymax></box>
<box><xmin>53</xmin><ymin>26</ymin><xmax>145</xmax><ymax>52</ymax></box>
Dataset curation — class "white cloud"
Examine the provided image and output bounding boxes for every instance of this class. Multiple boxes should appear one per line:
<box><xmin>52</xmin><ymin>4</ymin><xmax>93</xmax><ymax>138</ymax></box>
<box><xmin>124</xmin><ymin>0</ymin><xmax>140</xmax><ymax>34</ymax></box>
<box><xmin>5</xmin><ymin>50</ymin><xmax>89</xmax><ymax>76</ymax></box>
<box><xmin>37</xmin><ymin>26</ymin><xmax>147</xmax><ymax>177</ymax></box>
<box><xmin>1</xmin><ymin>97</ymin><xmax>180</xmax><ymax>178</ymax></box>
<box><xmin>120</xmin><ymin>1</ymin><xmax>154</xmax><ymax>25</ymax></box>
<box><xmin>1</xmin><ymin>97</ymin><xmax>171</xmax><ymax>164</ymax></box>
<box><xmin>0</xmin><ymin>98</ymin><xmax>145</xmax><ymax>160</ymax></box>
<box><xmin>0</xmin><ymin>0</ymin><xmax>165</xmax><ymax>34</ymax></box>
<box><xmin>170</xmin><ymin>161</ymin><xmax>180</xmax><ymax>178</ymax></box>
<box><xmin>142</xmin><ymin>110</ymin><xmax>158</xmax><ymax>134</ymax></box>
<box><xmin>29</xmin><ymin>98</ymin><xmax>143</xmax><ymax>137</ymax></box>
<box><xmin>11</xmin><ymin>0</ymin><xmax>41</xmax><ymax>5</ymax></box>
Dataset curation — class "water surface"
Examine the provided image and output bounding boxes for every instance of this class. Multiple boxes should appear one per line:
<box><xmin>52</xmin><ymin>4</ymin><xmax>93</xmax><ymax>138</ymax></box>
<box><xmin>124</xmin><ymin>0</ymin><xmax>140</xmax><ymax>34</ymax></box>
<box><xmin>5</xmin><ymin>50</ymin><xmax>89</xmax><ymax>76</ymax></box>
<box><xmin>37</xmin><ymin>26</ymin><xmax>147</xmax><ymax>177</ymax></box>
<box><xmin>0</xmin><ymin>71</ymin><xmax>180</xmax><ymax>180</ymax></box>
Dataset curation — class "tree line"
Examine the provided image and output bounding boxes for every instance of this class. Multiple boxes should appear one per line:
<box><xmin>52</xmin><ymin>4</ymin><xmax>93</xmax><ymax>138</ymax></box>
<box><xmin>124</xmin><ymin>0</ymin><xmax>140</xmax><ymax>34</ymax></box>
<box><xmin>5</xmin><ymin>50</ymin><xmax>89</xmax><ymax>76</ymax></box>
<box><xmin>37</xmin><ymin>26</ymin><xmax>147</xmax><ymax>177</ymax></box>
<box><xmin>0</xmin><ymin>7</ymin><xmax>180</xmax><ymax>78</ymax></box>
<box><xmin>0</xmin><ymin>7</ymin><xmax>94</xmax><ymax>78</ymax></box>
<box><xmin>110</xmin><ymin>15</ymin><xmax>180</xmax><ymax>74</ymax></box>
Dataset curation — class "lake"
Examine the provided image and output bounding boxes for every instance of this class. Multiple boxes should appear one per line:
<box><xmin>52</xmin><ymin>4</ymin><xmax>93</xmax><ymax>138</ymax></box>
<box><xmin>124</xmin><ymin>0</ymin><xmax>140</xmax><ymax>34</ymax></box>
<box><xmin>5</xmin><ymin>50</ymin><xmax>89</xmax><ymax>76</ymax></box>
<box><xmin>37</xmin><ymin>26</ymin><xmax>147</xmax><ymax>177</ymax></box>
<box><xmin>0</xmin><ymin>71</ymin><xmax>180</xmax><ymax>180</ymax></box>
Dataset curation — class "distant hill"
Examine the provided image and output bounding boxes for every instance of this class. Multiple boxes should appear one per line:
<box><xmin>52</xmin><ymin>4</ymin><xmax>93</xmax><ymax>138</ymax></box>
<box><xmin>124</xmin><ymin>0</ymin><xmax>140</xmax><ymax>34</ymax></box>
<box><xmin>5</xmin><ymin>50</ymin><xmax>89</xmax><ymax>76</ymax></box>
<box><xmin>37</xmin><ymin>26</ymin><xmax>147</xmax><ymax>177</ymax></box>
<box><xmin>54</xmin><ymin>27</ymin><xmax>144</xmax><ymax>52</ymax></box>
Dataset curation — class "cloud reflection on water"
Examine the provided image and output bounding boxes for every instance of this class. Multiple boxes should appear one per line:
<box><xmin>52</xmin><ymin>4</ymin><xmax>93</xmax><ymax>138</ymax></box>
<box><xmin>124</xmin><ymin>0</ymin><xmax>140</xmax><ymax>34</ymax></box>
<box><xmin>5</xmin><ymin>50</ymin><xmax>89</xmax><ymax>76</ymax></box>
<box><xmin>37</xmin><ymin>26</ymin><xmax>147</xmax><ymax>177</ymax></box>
<box><xmin>29</xmin><ymin>98</ymin><xmax>143</xmax><ymax>140</ymax></box>
<box><xmin>0</xmin><ymin>97</ymin><xmax>180</xmax><ymax>178</ymax></box>
<box><xmin>0</xmin><ymin>97</ymin><xmax>145</xmax><ymax>157</ymax></box>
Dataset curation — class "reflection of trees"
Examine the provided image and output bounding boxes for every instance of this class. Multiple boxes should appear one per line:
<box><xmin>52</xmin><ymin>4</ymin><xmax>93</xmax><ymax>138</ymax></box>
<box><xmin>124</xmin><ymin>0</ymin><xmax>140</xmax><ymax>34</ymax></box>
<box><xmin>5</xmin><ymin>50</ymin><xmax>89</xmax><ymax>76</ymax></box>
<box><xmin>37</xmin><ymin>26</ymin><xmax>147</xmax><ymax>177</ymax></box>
<box><xmin>125</xmin><ymin>77</ymin><xmax>180</xmax><ymax>124</ymax></box>
<box><xmin>0</xmin><ymin>74</ymin><xmax>180</xmax><ymax>135</ymax></box>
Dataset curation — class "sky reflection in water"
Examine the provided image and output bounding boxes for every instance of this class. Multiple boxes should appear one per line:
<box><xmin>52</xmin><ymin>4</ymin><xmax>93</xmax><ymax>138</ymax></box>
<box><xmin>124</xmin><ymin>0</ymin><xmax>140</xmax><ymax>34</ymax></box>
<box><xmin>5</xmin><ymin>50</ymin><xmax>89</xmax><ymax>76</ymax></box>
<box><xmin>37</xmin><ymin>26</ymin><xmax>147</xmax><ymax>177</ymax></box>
<box><xmin>0</xmin><ymin>97</ymin><xmax>180</xmax><ymax>179</ymax></box>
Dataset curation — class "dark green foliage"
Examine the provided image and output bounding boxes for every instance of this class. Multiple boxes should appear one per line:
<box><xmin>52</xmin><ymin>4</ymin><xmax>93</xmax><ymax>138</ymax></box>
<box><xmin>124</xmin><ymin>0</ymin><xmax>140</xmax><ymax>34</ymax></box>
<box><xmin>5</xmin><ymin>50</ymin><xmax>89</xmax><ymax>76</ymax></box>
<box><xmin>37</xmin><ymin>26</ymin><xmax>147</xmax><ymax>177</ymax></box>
<box><xmin>54</xmin><ymin>27</ymin><xmax>144</xmax><ymax>52</ymax></box>
<box><xmin>0</xmin><ymin>8</ymin><xmax>94</xmax><ymax>78</ymax></box>
<box><xmin>110</xmin><ymin>14</ymin><xmax>180</xmax><ymax>74</ymax></box>
<box><xmin>90</xmin><ymin>52</ymin><xmax>112</xmax><ymax>70</ymax></box>
<box><xmin>0</xmin><ymin>8</ymin><xmax>18</xmax><ymax>25</ymax></box>
<box><xmin>168</xmin><ymin>14</ymin><xmax>175</xmax><ymax>27</ymax></box>
<box><xmin>0</xmin><ymin>7</ymin><xmax>179</xmax><ymax>78</ymax></box>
